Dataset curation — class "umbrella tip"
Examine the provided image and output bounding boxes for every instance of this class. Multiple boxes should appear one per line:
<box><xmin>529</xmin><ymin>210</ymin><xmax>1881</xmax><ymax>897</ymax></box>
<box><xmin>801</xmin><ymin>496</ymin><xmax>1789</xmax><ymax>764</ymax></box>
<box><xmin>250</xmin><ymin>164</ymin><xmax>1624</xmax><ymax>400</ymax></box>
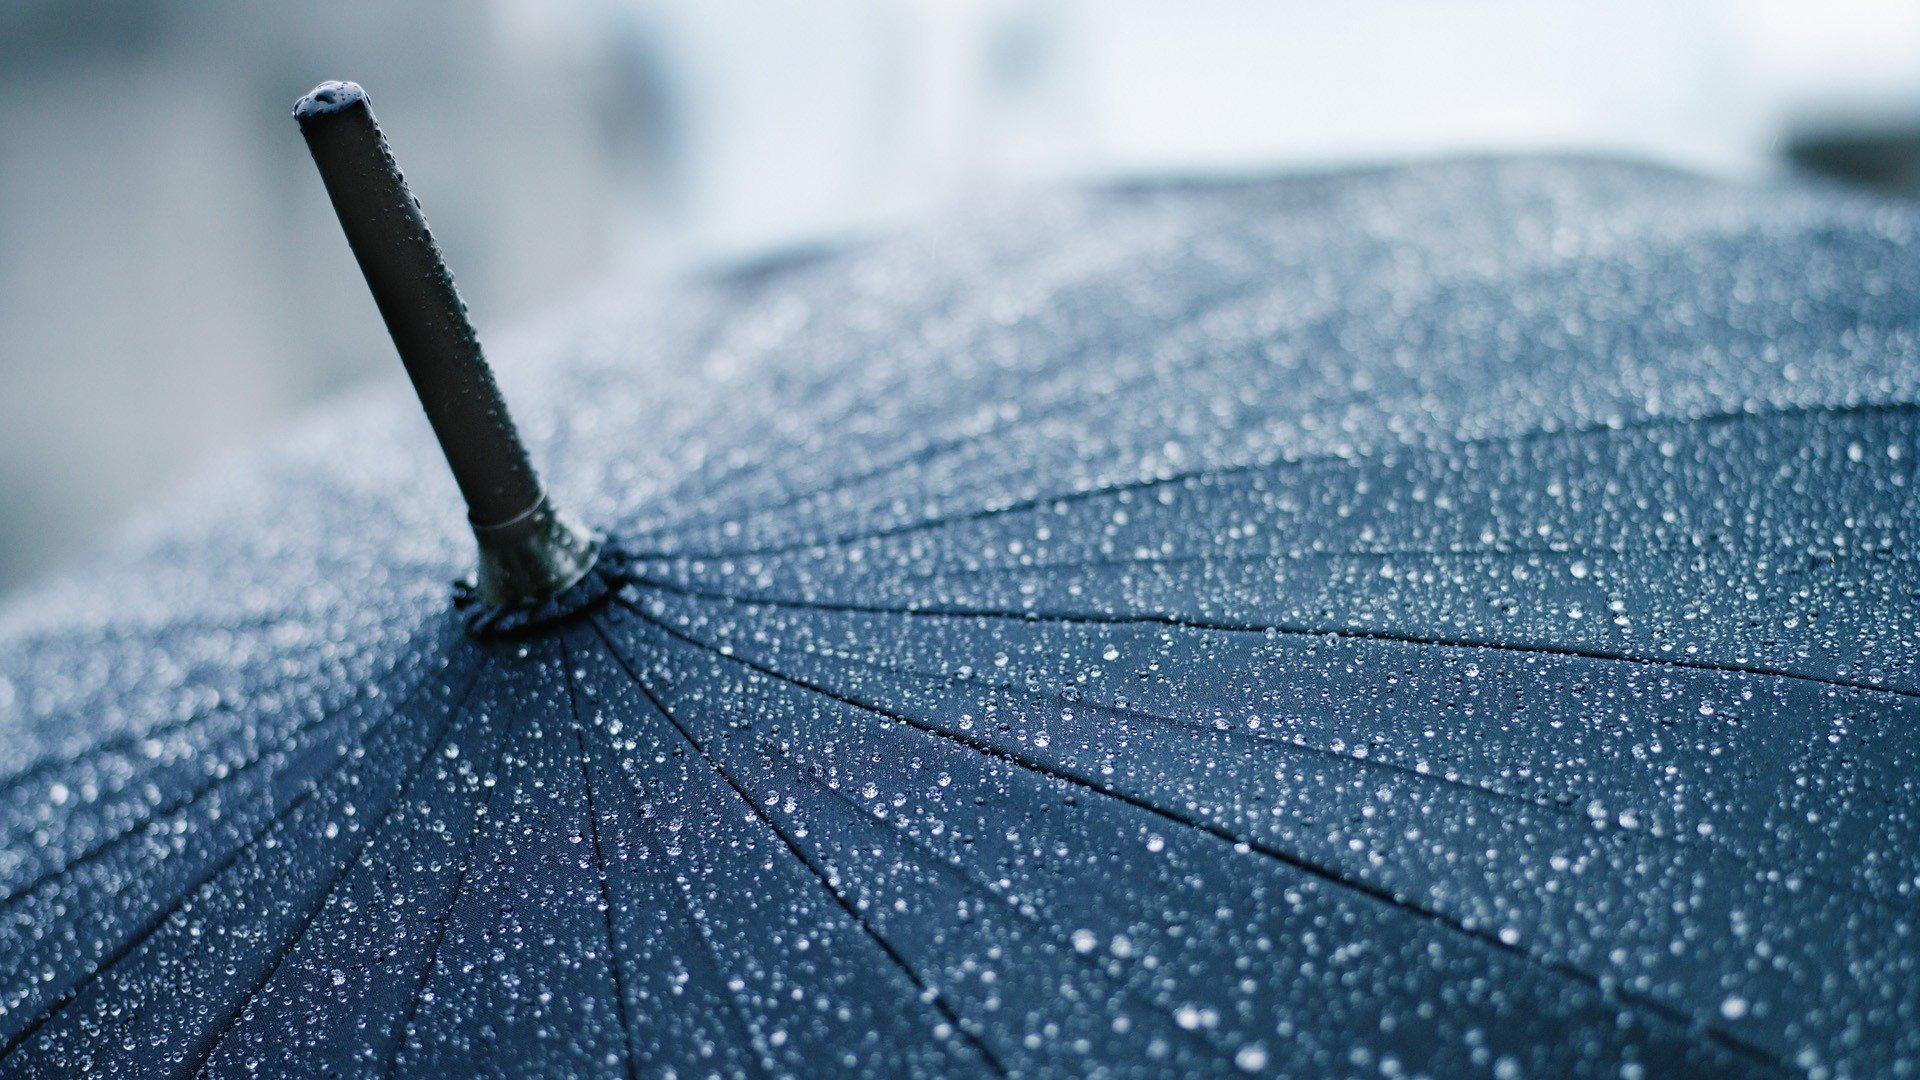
<box><xmin>292</xmin><ymin>79</ymin><xmax>601</xmax><ymax>612</ymax></box>
<box><xmin>292</xmin><ymin>80</ymin><xmax>366</xmax><ymax>121</ymax></box>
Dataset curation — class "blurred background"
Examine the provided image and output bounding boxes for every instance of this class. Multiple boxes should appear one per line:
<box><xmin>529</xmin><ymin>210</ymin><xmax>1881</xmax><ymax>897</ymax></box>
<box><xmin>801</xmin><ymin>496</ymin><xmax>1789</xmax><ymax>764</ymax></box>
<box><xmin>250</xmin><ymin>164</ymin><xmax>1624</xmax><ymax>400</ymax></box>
<box><xmin>3</xmin><ymin>0</ymin><xmax>1920</xmax><ymax>598</ymax></box>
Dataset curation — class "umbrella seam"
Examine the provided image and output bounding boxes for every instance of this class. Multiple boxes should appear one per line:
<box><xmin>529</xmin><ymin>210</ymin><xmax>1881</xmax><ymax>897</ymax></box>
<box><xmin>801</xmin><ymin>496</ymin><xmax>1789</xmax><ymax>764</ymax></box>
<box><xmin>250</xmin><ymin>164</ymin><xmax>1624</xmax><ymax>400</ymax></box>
<box><xmin>663</xmin><ymin>541</ymin><xmax>1909</xmax><ymax>591</ymax></box>
<box><xmin>0</xmin><ymin>650</ymin><xmax>477</xmax><ymax>1067</ymax></box>
<box><xmin>378</xmin><ymin>661</ymin><xmax>535</xmax><ymax>1079</ymax></box>
<box><xmin>599</xmin><ymin>198</ymin><xmax>1259</xmax><ymax>531</ymax></box>
<box><xmin>0</xmin><ymin>598</ymin><xmax>452</xmax><ymax>792</ymax></box>
<box><xmin>558</xmin><ymin>636</ymin><xmax>643</xmax><ymax>1080</ymax></box>
<box><xmin>615</xmin><ymin>205</ymin><xmax>1788</xmax><ymax>546</ymax></box>
<box><xmin>181</xmin><ymin>664</ymin><xmax>487</xmax><ymax>1077</ymax></box>
<box><xmin>0</xmin><ymin>623</ymin><xmax>456</xmax><ymax>905</ymax></box>
<box><xmin>1</xmin><ymin>673</ymin><xmax>429</xmax><ymax>910</ymax></box>
<box><xmin>0</xmin><ymin>620</ymin><xmax>414</xmax><ymax>799</ymax></box>
<box><xmin>636</xmin><ymin>399</ymin><xmax>1918</xmax><ymax>563</ymax></box>
<box><xmin>568</xmin><ymin>697</ymin><xmax>785</xmax><ymax>1080</ymax></box>
<box><xmin>617</xmin><ymin>266</ymin><xmax>1287</xmax><ymax>542</ymax></box>
<box><xmin>621</xmin><ymin>602</ymin><xmax>1790</xmax><ymax>1074</ymax></box>
<box><xmin>628</xmin><ymin>576</ymin><xmax>1920</xmax><ymax>701</ymax></box>
<box><xmin>728</xmin><ymin>623</ymin><xmax>1918</xmax><ymax>915</ymax></box>
<box><xmin>751</xmin><ymin>737</ymin><xmax>1243</xmax><ymax>1067</ymax></box>
<box><xmin>588</xmin><ymin>616</ymin><xmax>1014</xmax><ymax>1078</ymax></box>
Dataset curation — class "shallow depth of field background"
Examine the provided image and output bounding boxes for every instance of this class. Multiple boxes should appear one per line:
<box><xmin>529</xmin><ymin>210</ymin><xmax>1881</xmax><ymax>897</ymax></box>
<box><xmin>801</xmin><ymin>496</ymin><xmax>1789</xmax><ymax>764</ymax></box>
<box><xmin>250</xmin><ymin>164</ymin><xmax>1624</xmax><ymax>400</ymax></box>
<box><xmin>3</xmin><ymin>0</ymin><xmax>1918</xmax><ymax>598</ymax></box>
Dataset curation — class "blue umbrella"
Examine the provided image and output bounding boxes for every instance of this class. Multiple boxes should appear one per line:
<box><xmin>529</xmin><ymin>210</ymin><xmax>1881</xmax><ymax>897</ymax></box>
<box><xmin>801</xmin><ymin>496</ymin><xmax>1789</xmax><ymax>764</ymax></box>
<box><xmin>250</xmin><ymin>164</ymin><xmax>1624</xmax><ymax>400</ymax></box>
<box><xmin>0</xmin><ymin>82</ymin><xmax>1914</xmax><ymax>1077</ymax></box>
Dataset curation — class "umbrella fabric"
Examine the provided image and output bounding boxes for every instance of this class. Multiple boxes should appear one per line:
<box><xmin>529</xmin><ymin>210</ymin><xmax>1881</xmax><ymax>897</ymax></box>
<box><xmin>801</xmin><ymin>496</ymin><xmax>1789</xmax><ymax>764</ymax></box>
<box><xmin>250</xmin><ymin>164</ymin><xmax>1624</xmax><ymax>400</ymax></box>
<box><xmin>1</xmin><ymin>157</ymin><xmax>1917</xmax><ymax>1077</ymax></box>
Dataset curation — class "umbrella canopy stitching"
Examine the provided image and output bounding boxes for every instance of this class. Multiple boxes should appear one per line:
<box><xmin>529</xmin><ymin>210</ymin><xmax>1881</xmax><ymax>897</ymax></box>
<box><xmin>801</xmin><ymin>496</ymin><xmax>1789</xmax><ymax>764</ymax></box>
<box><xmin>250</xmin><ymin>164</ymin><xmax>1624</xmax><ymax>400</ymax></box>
<box><xmin>610</xmin><ymin>595</ymin><xmax>1904</xmax><ymax>1068</ymax></box>
<box><xmin>591</xmin><ymin>213</ymin><xmax>1912</xmax><ymax>549</ymax></box>
<box><xmin>614</xmin><ymin>250</ymin><xmax>1316</xmax><ymax>543</ymax></box>
<box><xmin>594</xmin><ymin>607</ymin><xmax>1789</xmax><ymax>1074</ymax></box>
<box><xmin>632</xmin><ymin>594</ymin><xmax>1912</xmax><ymax>915</ymax></box>
<box><xmin>0</xmin><ymin>651</ymin><xmax>482</xmax><ymax>1060</ymax></box>
<box><xmin>556</xmin><ymin>679</ymin><xmax>791</xmax><ymax>1076</ymax></box>
<box><xmin>363</xmin><ymin>665</ymin><xmax>530</xmax><ymax>1077</ymax></box>
<box><xmin>554</xmin><ymin>636</ymin><xmax>642</xmax><ymax>1080</ymax></box>
<box><xmin>575</xmin><ymin>621</ymin><xmax>1265</xmax><ymax>1074</ymax></box>
<box><xmin>633</xmin><ymin>399</ymin><xmax>1918</xmax><ymax>563</ymax></box>
<box><xmin>740</xmin><ymin>727</ymin><xmax>1234</xmax><ymax>1058</ymax></box>
<box><xmin>583</xmin><ymin>168</ymin><xmax>1697</xmax><ymax>522</ymax></box>
<box><xmin>609</xmin><ymin>598</ymin><xmax>1789</xmax><ymax>1070</ymax></box>
<box><xmin>0</xmin><ymin>612</ymin><xmax>368</xmax><ymax>778</ymax></box>
<box><xmin>625</xmin><ymin>574</ymin><xmax>1917</xmax><ymax>702</ymax></box>
<box><xmin>562</xmin><ymin>636</ymin><xmax>1008</xmax><ymax>1077</ymax></box>
<box><xmin>0</xmin><ymin>624</ymin><xmax>460</xmax><ymax>906</ymax></box>
<box><xmin>585</xmin><ymin>622</ymin><xmax>1012</xmax><ymax>1075</ymax></box>
<box><xmin>712</xmin><ymin>597</ymin><xmax>1920</xmax><ymax>904</ymax></box>
<box><xmin>176</xmin><ymin>662</ymin><xmax>491</xmax><ymax>1074</ymax></box>
<box><xmin>633</xmin><ymin>402</ymin><xmax>1916</xmax><ymax>699</ymax></box>
<box><xmin>315</xmin><ymin>665</ymin><xmax>541</xmax><ymax>1077</ymax></box>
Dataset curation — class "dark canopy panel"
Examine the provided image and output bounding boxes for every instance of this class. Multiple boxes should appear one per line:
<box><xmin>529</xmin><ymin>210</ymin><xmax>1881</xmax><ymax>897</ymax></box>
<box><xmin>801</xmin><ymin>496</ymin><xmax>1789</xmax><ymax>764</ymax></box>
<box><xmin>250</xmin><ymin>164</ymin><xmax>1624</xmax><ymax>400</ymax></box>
<box><xmin>0</xmin><ymin>159</ymin><xmax>1915</xmax><ymax>1077</ymax></box>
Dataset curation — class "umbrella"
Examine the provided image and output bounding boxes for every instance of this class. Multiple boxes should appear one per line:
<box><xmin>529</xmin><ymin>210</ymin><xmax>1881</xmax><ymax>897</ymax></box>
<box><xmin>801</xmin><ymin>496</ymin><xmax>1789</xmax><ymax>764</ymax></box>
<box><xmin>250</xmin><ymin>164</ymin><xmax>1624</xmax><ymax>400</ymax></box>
<box><xmin>0</xmin><ymin>80</ymin><xmax>1916</xmax><ymax>1077</ymax></box>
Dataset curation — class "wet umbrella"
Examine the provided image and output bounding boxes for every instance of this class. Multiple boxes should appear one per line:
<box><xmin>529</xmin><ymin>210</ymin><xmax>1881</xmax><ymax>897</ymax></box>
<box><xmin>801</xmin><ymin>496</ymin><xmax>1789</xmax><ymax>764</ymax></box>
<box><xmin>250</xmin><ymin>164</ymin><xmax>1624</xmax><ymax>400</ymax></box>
<box><xmin>1</xmin><ymin>80</ymin><xmax>1917</xmax><ymax>1078</ymax></box>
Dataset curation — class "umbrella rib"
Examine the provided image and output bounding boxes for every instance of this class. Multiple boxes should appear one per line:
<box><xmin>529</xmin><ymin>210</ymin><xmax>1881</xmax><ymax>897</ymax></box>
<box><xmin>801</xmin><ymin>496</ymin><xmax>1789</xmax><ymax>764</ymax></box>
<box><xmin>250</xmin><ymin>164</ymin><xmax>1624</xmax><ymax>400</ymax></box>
<box><xmin>623</xmin><ymin>226</ymin><xmax>1679</xmax><ymax>546</ymax></box>
<box><xmin>628</xmin><ymin>576</ymin><xmax>1920</xmax><ymax>701</ymax></box>
<box><xmin>0</xmin><ymin>627</ymin><xmax>450</xmax><ymax>905</ymax></box>
<box><xmin>180</xmin><ymin>666</ymin><xmax>487</xmax><ymax>1078</ymax></box>
<box><xmin>2</xmin><ymin>675</ymin><xmax>417</xmax><ymax>909</ymax></box>
<box><xmin>558</xmin><ymin>637</ymin><xmax>642</xmax><ymax>1080</ymax></box>
<box><xmin>377</xmin><ymin>674</ymin><xmax>532</xmax><ymax>1080</ymax></box>
<box><xmin>621</xmin><ymin>603</ymin><xmax>1791</xmax><ymax>1075</ymax></box>
<box><xmin>0</xmin><ymin>613</ymin><xmax>452</xmax><ymax>800</ymax></box>
<box><xmin>628</xmin><ymin>584</ymin><xmax>1920</xmax><ymax>907</ymax></box>
<box><xmin>620</xmin><ymin>363</ymin><xmax>1193</xmax><ymax>547</ymax></box>
<box><xmin>567</xmin><ymin>703</ymin><xmax>786</xmax><ymax>1080</ymax></box>
<box><xmin>769</xmin><ymin>742</ymin><xmax>1062</xmax><ymax>923</ymax></box>
<box><xmin>626</xmin><ymin>346</ymin><xmax>1388</xmax><ymax>550</ymax></box>
<box><xmin>768</xmin><ymin>640</ymin><xmax>1918</xmax><ymax>914</ymax></box>
<box><xmin>753</xmin><ymin>739</ymin><xmax>1236</xmax><ymax>1065</ymax></box>
<box><xmin>585</xmin><ymin>616</ymin><xmax>1014</xmax><ymax>1078</ymax></box>
<box><xmin>0</xmin><ymin>654</ymin><xmax>475</xmax><ymax>1067</ymax></box>
<box><xmin>628</xmin><ymin>425</ymin><xmax>999</xmax><ymax>543</ymax></box>
<box><xmin>616</xmin><ymin>240</ymin><xmax>1285</xmax><ymax>542</ymax></box>
<box><xmin>637</xmin><ymin>399</ymin><xmax>1918</xmax><ymax>562</ymax></box>
<box><xmin>655</xmin><ymin>539</ymin><xmax>1806</xmax><ymax>595</ymax></box>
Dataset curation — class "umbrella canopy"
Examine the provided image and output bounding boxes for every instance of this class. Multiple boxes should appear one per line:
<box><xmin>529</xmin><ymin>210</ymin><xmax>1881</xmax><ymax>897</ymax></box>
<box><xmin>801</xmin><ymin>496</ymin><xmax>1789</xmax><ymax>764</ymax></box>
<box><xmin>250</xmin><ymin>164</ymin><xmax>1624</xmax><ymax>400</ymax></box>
<box><xmin>1</xmin><ymin>145</ymin><xmax>1916</xmax><ymax>1078</ymax></box>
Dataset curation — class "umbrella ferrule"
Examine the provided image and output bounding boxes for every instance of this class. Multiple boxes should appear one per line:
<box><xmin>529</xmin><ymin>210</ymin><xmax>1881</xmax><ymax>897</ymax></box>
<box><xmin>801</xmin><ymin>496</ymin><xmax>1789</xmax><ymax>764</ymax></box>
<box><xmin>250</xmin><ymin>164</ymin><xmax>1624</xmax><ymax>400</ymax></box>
<box><xmin>296</xmin><ymin>80</ymin><xmax>601</xmax><ymax>612</ymax></box>
<box><xmin>471</xmin><ymin>492</ymin><xmax>601</xmax><ymax>610</ymax></box>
